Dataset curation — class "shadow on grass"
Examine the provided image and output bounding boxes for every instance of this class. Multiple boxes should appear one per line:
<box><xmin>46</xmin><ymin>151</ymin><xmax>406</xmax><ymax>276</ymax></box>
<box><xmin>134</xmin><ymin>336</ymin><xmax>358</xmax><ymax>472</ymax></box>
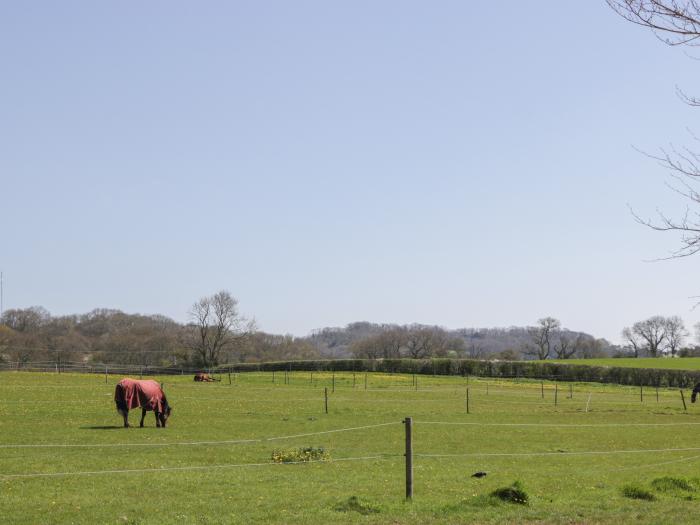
<box><xmin>80</xmin><ymin>425</ymin><xmax>124</xmax><ymax>430</ymax></box>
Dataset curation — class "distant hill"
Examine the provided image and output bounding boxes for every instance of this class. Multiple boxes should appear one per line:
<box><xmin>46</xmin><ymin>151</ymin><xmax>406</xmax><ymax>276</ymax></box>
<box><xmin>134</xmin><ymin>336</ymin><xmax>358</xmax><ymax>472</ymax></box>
<box><xmin>304</xmin><ymin>321</ymin><xmax>616</xmax><ymax>359</ymax></box>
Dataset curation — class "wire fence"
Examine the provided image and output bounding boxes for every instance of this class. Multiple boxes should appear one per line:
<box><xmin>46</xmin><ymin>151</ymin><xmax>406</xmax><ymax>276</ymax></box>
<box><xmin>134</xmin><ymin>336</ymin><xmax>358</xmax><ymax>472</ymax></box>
<box><xmin>4</xmin><ymin>418</ymin><xmax>700</xmax><ymax>482</ymax></box>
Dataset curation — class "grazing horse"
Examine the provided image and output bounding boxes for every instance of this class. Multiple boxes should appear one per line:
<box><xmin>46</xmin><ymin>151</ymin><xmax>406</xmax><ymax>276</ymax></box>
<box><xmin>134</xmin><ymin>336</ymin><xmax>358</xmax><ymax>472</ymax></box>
<box><xmin>194</xmin><ymin>372</ymin><xmax>220</xmax><ymax>382</ymax></box>
<box><xmin>692</xmin><ymin>383</ymin><xmax>700</xmax><ymax>403</ymax></box>
<box><xmin>114</xmin><ymin>378</ymin><xmax>171</xmax><ymax>428</ymax></box>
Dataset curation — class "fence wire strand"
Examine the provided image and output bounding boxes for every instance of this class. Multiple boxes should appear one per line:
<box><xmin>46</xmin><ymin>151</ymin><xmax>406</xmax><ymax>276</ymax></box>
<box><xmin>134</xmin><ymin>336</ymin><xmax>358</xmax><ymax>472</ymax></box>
<box><xmin>0</xmin><ymin>421</ymin><xmax>400</xmax><ymax>449</ymax></box>
<box><xmin>0</xmin><ymin>454</ymin><xmax>400</xmax><ymax>480</ymax></box>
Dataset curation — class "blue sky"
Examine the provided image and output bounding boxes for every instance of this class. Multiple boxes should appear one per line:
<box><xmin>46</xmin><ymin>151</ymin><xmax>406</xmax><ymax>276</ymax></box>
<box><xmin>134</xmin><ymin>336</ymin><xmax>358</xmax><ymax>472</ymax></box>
<box><xmin>2</xmin><ymin>2</ymin><xmax>699</xmax><ymax>343</ymax></box>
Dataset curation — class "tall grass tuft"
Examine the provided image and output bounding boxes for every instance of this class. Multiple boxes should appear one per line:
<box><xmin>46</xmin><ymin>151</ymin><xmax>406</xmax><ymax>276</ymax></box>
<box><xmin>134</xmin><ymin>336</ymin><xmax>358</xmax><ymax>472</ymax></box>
<box><xmin>621</xmin><ymin>484</ymin><xmax>655</xmax><ymax>501</ymax></box>
<box><xmin>490</xmin><ymin>481</ymin><xmax>529</xmax><ymax>505</ymax></box>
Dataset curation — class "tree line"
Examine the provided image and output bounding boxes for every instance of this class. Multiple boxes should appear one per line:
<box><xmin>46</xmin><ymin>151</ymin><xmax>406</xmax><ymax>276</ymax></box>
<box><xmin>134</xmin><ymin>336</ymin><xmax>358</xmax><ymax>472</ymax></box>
<box><xmin>0</xmin><ymin>291</ymin><xmax>317</xmax><ymax>368</ymax></box>
<box><xmin>1</xmin><ymin>293</ymin><xmax>695</xmax><ymax>367</ymax></box>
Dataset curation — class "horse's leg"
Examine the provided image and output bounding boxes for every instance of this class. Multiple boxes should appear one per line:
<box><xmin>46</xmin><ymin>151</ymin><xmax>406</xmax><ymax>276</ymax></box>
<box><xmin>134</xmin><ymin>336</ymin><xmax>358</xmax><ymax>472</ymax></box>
<box><xmin>122</xmin><ymin>409</ymin><xmax>130</xmax><ymax>428</ymax></box>
<box><xmin>154</xmin><ymin>410</ymin><xmax>161</xmax><ymax>428</ymax></box>
<box><xmin>140</xmin><ymin>408</ymin><xmax>147</xmax><ymax>428</ymax></box>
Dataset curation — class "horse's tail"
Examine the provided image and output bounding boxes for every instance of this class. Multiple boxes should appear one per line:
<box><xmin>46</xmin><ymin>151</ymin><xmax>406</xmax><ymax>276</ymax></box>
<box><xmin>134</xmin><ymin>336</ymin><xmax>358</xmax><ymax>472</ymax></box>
<box><xmin>114</xmin><ymin>383</ymin><xmax>128</xmax><ymax>414</ymax></box>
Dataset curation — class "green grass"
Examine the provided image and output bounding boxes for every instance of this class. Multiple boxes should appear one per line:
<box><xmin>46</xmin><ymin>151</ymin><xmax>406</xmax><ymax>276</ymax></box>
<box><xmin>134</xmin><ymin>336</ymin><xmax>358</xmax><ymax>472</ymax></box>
<box><xmin>3</xmin><ymin>371</ymin><xmax>700</xmax><ymax>523</ymax></box>
<box><xmin>548</xmin><ymin>357</ymin><xmax>700</xmax><ymax>370</ymax></box>
<box><xmin>621</xmin><ymin>483</ymin><xmax>655</xmax><ymax>501</ymax></box>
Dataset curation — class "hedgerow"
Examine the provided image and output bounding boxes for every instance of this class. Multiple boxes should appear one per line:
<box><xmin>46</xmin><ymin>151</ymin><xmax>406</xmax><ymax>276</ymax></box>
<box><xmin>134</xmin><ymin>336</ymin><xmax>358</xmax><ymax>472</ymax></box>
<box><xmin>222</xmin><ymin>358</ymin><xmax>700</xmax><ymax>388</ymax></box>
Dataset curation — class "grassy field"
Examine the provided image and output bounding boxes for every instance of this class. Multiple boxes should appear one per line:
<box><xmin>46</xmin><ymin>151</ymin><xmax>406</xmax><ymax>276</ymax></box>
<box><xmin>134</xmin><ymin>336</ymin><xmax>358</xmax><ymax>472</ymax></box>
<box><xmin>3</xmin><ymin>371</ymin><xmax>700</xmax><ymax>524</ymax></box>
<box><xmin>548</xmin><ymin>357</ymin><xmax>700</xmax><ymax>370</ymax></box>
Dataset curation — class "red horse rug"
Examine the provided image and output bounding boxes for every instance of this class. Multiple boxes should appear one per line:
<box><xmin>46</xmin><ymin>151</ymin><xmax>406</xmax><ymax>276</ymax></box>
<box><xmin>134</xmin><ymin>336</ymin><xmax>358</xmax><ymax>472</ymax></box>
<box><xmin>114</xmin><ymin>378</ymin><xmax>171</xmax><ymax>428</ymax></box>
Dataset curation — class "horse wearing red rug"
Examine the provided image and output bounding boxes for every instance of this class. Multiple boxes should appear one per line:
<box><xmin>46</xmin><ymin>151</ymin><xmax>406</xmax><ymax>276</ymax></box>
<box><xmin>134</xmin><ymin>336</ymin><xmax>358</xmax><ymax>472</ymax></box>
<box><xmin>114</xmin><ymin>378</ymin><xmax>172</xmax><ymax>428</ymax></box>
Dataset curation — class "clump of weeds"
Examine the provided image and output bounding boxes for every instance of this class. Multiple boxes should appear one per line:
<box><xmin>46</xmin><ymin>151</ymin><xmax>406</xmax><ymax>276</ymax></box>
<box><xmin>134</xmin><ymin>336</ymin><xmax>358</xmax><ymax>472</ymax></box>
<box><xmin>490</xmin><ymin>481</ymin><xmax>529</xmax><ymax>505</ymax></box>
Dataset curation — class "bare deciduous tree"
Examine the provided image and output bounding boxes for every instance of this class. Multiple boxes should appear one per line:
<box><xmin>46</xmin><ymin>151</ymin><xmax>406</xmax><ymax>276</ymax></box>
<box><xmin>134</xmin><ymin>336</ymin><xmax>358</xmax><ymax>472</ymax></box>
<box><xmin>553</xmin><ymin>332</ymin><xmax>577</xmax><ymax>359</ymax></box>
<box><xmin>664</xmin><ymin>315</ymin><xmax>687</xmax><ymax>355</ymax></box>
<box><xmin>575</xmin><ymin>336</ymin><xmax>607</xmax><ymax>359</ymax></box>
<box><xmin>630</xmin><ymin>316</ymin><xmax>668</xmax><ymax>356</ymax></box>
<box><xmin>466</xmin><ymin>341</ymin><xmax>485</xmax><ymax>359</ymax></box>
<box><xmin>1</xmin><ymin>307</ymin><xmax>50</xmax><ymax>332</ymax></box>
<box><xmin>525</xmin><ymin>317</ymin><xmax>560</xmax><ymax>360</ymax></box>
<box><xmin>622</xmin><ymin>326</ymin><xmax>644</xmax><ymax>357</ymax></box>
<box><xmin>608</xmin><ymin>2</ymin><xmax>700</xmax><ymax>258</ymax></box>
<box><xmin>403</xmin><ymin>328</ymin><xmax>435</xmax><ymax>359</ymax></box>
<box><xmin>187</xmin><ymin>291</ymin><xmax>255</xmax><ymax>367</ymax></box>
<box><xmin>607</xmin><ymin>1</ymin><xmax>700</xmax><ymax>46</ymax></box>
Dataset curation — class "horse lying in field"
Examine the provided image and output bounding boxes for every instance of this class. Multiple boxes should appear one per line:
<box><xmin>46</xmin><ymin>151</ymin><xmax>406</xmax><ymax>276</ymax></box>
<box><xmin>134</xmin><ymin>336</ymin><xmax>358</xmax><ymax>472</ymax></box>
<box><xmin>114</xmin><ymin>378</ymin><xmax>172</xmax><ymax>428</ymax></box>
<box><xmin>692</xmin><ymin>383</ymin><xmax>700</xmax><ymax>403</ymax></box>
<box><xmin>194</xmin><ymin>372</ymin><xmax>220</xmax><ymax>382</ymax></box>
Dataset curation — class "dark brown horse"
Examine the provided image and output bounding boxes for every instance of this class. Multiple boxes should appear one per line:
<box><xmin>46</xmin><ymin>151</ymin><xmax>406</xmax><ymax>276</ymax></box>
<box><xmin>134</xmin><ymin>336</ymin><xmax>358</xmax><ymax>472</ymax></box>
<box><xmin>692</xmin><ymin>383</ymin><xmax>700</xmax><ymax>403</ymax></box>
<box><xmin>114</xmin><ymin>378</ymin><xmax>171</xmax><ymax>428</ymax></box>
<box><xmin>194</xmin><ymin>372</ymin><xmax>220</xmax><ymax>382</ymax></box>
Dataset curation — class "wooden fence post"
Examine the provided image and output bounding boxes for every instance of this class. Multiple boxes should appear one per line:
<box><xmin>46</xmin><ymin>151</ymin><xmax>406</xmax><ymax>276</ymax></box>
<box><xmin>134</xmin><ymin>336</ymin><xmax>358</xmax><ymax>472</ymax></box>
<box><xmin>324</xmin><ymin>387</ymin><xmax>328</xmax><ymax>414</ymax></box>
<box><xmin>404</xmin><ymin>417</ymin><xmax>413</xmax><ymax>500</ymax></box>
<box><xmin>105</xmin><ymin>365</ymin><xmax>108</xmax><ymax>384</ymax></box>
<box><xmin>681</xmin><ymin>389</ymin><xmax>688</xmax><ymax>411</ymax></box>
<box><xmin>466</xmin><ymin>388</ymin><xmax>470</xmax><ymax>414</ymax></box>
<box><xmin>365</xmin><ymin>373</ymin><xmax>367</xmax><ymax>390</ymax></box>
<box><xmin>554</xmin><ymin>383</ymin><xmax>558</xmax><ymax>406</ymax></box>
<box><xmin>228</xmin><ymin>369</ymin><xmax>232</xmax><ymax>385</ymax></box>
<box><xmin>332</xmin><ymin>371</ymin><xmax>335</xmax><ymax>393</ymax></box>
<box><xmin>541</xmin><ymin>381</ymin><xmax>544</xmax><ymax>399</ymax></box>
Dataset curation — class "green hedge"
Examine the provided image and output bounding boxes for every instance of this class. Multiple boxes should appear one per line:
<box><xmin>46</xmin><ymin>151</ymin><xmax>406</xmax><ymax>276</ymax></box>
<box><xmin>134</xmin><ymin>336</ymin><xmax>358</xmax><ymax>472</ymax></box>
<box><xmin>221</xmin><ymin>359</ymin><xmax>700</xmax><ymax>388</ymax></box>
